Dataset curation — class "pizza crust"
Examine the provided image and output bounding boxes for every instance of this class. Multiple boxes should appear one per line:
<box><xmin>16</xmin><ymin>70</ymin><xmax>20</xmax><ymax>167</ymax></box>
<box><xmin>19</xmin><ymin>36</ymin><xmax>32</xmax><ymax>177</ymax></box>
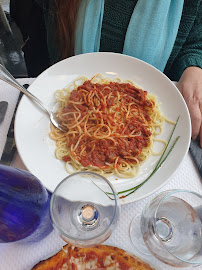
<box><xmin>32</xmin><ymin>244</ymin><xmax>156</xmax><ymax>270</ymax></box>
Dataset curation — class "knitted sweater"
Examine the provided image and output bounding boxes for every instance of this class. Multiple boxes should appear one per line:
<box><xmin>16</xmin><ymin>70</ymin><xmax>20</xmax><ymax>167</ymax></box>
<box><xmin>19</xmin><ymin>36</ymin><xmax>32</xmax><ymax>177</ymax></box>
<box><xmin>99</xmin><ymin>0</ymin><xmax>202</xmax><ymax>81</ymax></box>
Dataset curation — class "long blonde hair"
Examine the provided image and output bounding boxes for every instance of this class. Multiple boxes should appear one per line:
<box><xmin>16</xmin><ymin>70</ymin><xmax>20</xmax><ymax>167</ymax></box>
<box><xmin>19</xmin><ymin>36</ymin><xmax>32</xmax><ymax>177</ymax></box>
<box><xmin>55</xmin><ymin>0</ymin><xmax>81</xmax><ymax>59</ymax></box>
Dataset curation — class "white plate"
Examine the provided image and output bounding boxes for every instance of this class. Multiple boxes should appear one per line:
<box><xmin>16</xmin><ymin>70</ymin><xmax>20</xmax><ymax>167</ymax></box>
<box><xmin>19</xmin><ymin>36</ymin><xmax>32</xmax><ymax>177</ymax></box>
<box><xmin>14</xmin><ymin>52</ymin><xmax>191</xmax><ymax>204</ymax></box>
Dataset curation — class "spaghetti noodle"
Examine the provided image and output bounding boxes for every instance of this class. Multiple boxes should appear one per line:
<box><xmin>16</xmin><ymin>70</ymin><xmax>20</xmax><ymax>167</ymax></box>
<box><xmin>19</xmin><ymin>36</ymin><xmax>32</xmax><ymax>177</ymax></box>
<box><xmin>49</xmin><ymin>74</ymin><xmax>168</xmax><ymax>178</ymax></box>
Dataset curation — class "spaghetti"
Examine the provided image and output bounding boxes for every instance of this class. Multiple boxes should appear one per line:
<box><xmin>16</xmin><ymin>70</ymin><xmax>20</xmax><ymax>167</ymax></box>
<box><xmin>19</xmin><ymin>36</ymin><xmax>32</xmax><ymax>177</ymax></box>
<box><xmin>49</xmin><ymin>74</ymin><xmax>168</xmax><ymax>178</ymax></box>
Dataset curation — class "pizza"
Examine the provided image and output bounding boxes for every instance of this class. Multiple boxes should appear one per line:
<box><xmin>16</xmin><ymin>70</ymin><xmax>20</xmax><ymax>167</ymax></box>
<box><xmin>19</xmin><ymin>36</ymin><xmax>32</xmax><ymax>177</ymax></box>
<box><xmin>32</xmin><ymin>244</ymin><xmax>156</xmax><ymax>270</ymax></box>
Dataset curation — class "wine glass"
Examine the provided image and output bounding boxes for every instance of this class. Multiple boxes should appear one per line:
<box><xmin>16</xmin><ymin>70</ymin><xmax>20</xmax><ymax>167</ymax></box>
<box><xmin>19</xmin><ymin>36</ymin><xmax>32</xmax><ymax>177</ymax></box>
<box><xmin>50</xmin><ymin>171</ymin><xmax>121</xmax><ymax>247</ymax></box>
<box><xmin>0</xmin><ymin>164</ymin><xmax>53</xmax><ymax>243</ymax></box>
<box><xmin>130</xmin><ymin>189</ymin><xmax>202</xmax><ymax>267</ymax></box>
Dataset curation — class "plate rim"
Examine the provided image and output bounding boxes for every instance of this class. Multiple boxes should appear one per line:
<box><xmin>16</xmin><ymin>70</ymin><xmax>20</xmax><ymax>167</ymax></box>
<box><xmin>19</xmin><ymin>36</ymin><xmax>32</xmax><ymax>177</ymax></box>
<box><xmin>14</xmin><ymin>52</ymin><xmax>191</xmax><ymax>205</ymax></box>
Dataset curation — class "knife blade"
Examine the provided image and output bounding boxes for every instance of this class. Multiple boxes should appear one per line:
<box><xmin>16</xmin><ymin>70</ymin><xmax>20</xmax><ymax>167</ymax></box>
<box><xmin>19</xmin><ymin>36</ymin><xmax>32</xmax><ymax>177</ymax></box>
<box><xmin>0</xmin><ymin>84</ymin><xmax>29</xmax><ymax>165</ymax></box>
<box><xmin>0</xmin><ymin>101</ymin><xmax>8</xmax><ymax>125</ymax></box>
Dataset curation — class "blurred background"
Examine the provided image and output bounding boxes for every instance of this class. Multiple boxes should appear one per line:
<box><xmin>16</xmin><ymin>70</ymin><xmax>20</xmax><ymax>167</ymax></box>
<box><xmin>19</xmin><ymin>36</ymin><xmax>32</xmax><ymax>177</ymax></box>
<box><xmin>0</xmin><ymin>0</ymin><xmax>27</xmax><ymax>78</ymax></box>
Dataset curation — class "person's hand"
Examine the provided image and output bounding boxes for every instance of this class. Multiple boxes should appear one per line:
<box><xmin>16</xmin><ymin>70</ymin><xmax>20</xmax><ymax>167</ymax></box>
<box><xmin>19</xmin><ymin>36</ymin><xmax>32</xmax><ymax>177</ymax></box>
<box><xmin>176</xmin><ymin>66</ymin><xmax>202</xmax><ymax>147</ymax></box>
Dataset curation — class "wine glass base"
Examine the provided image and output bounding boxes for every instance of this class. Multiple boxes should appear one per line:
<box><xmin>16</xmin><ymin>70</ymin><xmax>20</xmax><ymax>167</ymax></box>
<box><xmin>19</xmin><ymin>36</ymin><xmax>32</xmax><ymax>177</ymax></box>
<box><xmin>50</xmin><ymin>171</ymin><xmax>121</xmax><ymax>247</ymax></box>
<box><xmin>77</xmin><ymin>203</ymin><xmax>99</xmax><ymax>229</ymax></box>
<box><xmin>129</xmin><ymin>214</ymin><xmax>152</xmax><ymax>256</ymax></box>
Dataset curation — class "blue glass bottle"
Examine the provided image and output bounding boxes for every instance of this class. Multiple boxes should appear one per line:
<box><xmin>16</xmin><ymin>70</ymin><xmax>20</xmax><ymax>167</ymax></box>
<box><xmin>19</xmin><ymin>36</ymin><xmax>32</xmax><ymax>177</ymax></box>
<box><xmin>0</xmin><ymin>165</ymin><xmax>53</xmax><ymax>243</ymax></box>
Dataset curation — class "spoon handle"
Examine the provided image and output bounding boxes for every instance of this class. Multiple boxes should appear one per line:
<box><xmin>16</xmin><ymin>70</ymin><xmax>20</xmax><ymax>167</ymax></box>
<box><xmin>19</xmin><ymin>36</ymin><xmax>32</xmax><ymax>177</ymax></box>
<box><xmin>0</xmin><ymin>64</ymin><xmax>51</xmax><ymax>114</ymax></box>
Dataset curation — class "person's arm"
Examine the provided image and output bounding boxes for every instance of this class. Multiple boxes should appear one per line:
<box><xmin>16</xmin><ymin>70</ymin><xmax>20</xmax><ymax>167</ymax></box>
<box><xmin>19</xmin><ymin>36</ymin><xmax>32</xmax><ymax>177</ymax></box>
<box><xmin>177</xmin><ymin>66</ymin><xmax>202</xmax><ymax>147</ymax></box>
<box><xmin>168</xmin><ymin>2</ymin><xmax>202</xmax><ymax>146</ymax></box>
<box><xmin>166</xmin><ymin>1</ymin><xmax>202</xmax><ymax>81</ymax></box>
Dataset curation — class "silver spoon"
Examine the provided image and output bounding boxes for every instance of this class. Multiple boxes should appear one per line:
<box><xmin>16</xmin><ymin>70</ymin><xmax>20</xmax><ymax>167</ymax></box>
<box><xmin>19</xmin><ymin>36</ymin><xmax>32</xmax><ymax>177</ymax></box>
<box><xmin>0</xmin><ymin>64</ymin><xmax>67</xmax><ymax>132</ymax></box>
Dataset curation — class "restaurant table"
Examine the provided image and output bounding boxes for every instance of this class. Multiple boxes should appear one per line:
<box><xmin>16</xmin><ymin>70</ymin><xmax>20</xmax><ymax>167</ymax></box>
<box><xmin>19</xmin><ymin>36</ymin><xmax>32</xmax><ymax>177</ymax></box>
<box><xmin>0</xmin><ymin>78</ymin><xmax>201</xmax><ymax>270</ymax></box>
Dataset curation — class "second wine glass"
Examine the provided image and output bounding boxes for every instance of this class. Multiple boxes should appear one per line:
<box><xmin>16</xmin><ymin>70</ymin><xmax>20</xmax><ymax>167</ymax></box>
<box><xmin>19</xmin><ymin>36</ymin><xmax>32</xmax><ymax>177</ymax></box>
<box><xmin>130</xmin><ymin>189</ymin><xmax>202</xmax><ymax>267</ymax></box>
<box><xmin>50</xmin><ymin>171</ymin><xmax>120</xmax><ymax>247</ymax></box>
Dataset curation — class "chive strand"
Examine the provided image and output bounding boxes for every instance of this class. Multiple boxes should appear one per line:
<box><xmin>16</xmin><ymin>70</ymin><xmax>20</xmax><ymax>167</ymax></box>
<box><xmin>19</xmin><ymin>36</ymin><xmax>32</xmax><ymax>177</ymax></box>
<box><xmin>122</xmin><ymin>136</ymin><xmax>180</xmax><ymax>197</ymax></box>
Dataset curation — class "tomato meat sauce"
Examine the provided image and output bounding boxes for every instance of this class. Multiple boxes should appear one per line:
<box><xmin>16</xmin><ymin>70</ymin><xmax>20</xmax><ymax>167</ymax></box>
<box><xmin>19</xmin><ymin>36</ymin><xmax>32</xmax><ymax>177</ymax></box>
<box><xmin>61</xmin><ymin>80</ymin><xmax>154</xmax><ymax>170</ymax></box>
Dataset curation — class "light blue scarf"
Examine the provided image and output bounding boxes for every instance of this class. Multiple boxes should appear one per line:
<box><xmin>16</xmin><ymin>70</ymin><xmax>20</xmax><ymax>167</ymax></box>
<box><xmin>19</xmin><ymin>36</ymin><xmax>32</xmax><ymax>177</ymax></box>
<box><xmin>75</xmin><ymin>0</ymin><xmax>184</xmax><ymax>72</ymax></box>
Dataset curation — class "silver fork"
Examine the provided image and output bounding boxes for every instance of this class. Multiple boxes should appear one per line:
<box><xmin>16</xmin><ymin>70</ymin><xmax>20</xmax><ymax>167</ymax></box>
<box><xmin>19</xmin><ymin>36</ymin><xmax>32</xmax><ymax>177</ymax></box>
<box><xmin>0</xmin><ymin>64</ymin><xmax>67</xmax><ymax>132</ymax></box>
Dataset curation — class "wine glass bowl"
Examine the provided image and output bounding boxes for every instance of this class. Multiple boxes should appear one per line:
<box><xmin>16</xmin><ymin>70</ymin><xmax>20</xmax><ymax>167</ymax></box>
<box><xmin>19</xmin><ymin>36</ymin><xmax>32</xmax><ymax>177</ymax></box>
<box><xmin>130</xmin><ymin>189</ymin><xmax>202</xmax><ymax>267</ymax></box>
<box><xmin>50</xmin><ymin>171</ymin><xmax>120</xmax><ymax>247</ymax></box>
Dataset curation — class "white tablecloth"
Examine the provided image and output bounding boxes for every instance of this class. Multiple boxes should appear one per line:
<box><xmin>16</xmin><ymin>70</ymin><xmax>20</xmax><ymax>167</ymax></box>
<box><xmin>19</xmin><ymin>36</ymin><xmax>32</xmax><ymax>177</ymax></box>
<box><xmin>0</xmin><ymin>78</ymin><xmax>201</xmax><ymax>270</ymax></box>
